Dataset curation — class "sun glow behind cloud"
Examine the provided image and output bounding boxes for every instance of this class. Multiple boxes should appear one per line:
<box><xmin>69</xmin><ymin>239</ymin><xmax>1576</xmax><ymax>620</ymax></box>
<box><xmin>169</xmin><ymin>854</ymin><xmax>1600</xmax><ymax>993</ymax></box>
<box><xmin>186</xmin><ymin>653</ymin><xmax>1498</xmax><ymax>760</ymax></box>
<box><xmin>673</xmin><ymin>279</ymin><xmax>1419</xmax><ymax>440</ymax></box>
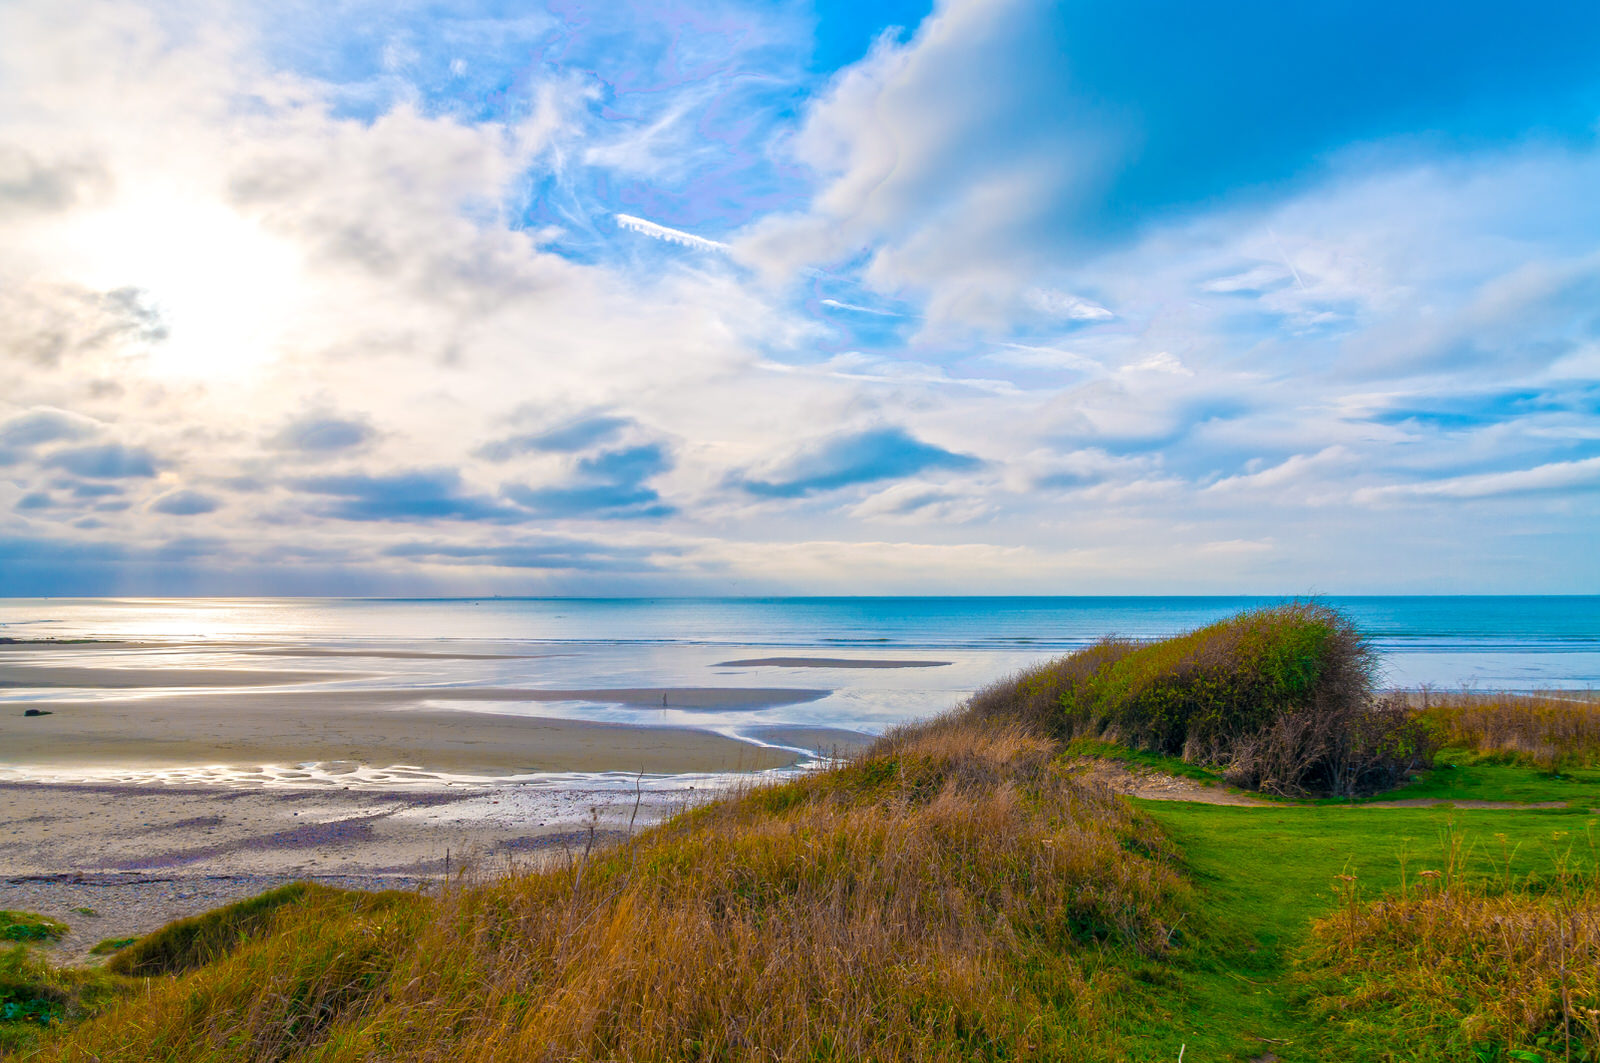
<box><xmin>55</xmin><ymin>189</ymin><xmax>303</xmax><ymax>381</ymax></box>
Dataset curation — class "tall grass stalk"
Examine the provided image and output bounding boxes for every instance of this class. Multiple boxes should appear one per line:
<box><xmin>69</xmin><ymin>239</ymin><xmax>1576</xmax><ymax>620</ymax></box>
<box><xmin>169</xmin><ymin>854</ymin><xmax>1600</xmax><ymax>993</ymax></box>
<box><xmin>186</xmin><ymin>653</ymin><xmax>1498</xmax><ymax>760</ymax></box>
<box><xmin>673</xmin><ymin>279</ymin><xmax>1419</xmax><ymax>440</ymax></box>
<box><xmin>1300</xmin><ymin>829</ymin><xmax>1600</xmax><ymax>1059</ymax></box>
<box><xmin>1413</xmin><ymin>691</ymin><xmax>1600</xmax><ymax>773</ymax></box>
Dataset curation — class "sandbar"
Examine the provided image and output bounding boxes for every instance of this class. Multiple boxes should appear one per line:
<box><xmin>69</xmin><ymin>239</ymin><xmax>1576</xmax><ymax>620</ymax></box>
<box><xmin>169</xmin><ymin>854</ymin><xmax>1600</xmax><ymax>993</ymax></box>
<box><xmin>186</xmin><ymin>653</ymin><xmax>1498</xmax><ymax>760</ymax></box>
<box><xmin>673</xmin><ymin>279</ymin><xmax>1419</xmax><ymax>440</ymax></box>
<box><xmin>0</xmin><ymin>664</ymin><xmax>359</xmax><ymax>688</ymax></box>
<box><xmin>716</xmin><ymin>657</ymin><xmax>951</xmax><ymax>669</ymax></box>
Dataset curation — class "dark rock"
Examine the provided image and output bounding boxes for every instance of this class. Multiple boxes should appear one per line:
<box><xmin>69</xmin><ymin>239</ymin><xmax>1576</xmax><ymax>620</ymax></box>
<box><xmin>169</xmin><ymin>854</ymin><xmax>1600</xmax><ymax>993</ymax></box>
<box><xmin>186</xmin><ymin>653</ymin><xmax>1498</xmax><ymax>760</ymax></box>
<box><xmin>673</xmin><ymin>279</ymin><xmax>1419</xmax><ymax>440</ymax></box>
<box><xmin>23</xmin><ymin>709</ymin><xmax>52</xmax><ymax>717</ymax></box>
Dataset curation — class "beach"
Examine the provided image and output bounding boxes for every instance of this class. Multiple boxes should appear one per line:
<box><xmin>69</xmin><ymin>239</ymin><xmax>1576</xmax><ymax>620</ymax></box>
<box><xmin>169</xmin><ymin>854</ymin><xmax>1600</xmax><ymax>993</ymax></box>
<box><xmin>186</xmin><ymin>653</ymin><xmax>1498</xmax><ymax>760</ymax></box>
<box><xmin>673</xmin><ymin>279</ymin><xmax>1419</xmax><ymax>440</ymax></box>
<box><xmin>0</xmin><ymin>626</ymin><xmax>906</xmax><ymax>956</ymax></box>
<box><xmin>0</xmin><ymin>694</ymin><xmax>876</xmax><ymax>960</ymax></box>
<box><xmin>0</xmin><ymin>777</ymin><xmax>713</xmax><ymax>963</ymax></box>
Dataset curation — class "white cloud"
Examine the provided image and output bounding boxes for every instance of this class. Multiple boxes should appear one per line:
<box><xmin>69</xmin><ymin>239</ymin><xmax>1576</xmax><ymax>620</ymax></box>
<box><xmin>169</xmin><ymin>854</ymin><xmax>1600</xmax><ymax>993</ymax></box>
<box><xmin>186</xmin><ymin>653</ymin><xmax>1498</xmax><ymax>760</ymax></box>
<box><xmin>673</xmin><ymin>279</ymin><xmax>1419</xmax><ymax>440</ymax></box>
<box><xmin>1356</xmin><ymin>457</ymin><xmax>1600</xmax><ymax>502</ymax></box>
<box><xmin>1023</xmin><ymin>288</ymin><xmax>1113</xmax><ymax>320</ymax></box>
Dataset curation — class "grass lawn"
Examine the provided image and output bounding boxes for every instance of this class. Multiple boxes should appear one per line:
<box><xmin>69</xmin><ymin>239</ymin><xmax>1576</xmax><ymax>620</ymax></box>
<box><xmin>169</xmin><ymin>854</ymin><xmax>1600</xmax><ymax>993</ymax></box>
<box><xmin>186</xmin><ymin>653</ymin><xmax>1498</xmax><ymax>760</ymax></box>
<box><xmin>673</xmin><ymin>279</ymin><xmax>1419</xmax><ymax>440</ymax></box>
<box><xmin>1366</xmin><ymin>748</ymin><xmax>1600</xmax><ymax>805</ymax></box>
<box><xmin>1116</xmin><ymin>756</ymin><xmax>1599</xmax><ymax>1061</ymax></box>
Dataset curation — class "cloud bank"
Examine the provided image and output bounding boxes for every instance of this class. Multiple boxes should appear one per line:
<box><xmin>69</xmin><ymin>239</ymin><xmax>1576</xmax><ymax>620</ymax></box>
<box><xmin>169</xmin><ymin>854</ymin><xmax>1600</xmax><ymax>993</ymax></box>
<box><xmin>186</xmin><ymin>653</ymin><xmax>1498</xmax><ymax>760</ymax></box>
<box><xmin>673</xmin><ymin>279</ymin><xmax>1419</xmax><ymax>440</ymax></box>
<box><xmin>1</xmin><ymin>0</ymin><xmax>1597</xmax><ymax>594</ymax></box>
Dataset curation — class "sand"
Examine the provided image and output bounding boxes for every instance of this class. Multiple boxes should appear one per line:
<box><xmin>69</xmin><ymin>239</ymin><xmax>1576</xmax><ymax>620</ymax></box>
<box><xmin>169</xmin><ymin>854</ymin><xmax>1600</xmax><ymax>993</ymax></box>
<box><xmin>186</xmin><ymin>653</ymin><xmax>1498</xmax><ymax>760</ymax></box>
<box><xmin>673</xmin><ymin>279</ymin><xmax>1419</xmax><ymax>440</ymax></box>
<box><xmin>2</xmin><ymin>696</ymin><xmax>811</xmax><ymax>777</ymax></box>
<box><xmin>0</xmin><ymin>778</ymin><xmax>705</xmax><ymax>963</ymax></box>
<box><xmin>0</xmin><ymin>665</ymin><xmax>361</xmax><ymax>688</ymax></box>
<box><xmin>0</xmin><ymin>648</ymin><xmax>875</xmax><ymax>957</ymax></box>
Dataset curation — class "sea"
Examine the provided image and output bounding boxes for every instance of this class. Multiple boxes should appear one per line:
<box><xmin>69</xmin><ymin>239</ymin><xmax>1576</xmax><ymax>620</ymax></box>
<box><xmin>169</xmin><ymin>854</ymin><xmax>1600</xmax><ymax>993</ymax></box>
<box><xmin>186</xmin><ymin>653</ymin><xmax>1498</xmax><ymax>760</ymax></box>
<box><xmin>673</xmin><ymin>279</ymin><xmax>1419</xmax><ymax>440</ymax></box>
<box><xmin>2</xmin><ymin>596</ymin><xmax>1595</xmax><ymax>735</ymax></box>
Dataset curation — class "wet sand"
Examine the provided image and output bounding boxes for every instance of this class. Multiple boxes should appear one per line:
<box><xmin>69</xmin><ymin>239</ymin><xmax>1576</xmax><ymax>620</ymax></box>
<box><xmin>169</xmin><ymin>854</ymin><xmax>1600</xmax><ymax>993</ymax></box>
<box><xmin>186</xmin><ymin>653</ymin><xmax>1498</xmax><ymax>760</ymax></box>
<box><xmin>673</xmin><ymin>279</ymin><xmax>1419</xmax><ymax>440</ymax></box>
<box><xmin>0</xmin><ymin>779</ymin><xmax>698</xmax><ymax>964</ymax></box>
<box><xmin>0</xmin><ymin>780</ymin><xmax>688</xmax><ymax>880</ymax></box>
<box><xmin>0</xmin><ymin>641</ymin><xmax>882</xmax><ymax>953</ymax></box>
<box><xmin>0</xmin><ymin>665</ymin><xmax>361</xmax><ymax>688</ymax></box>
<box><xmin>2</xmin><ymin>698</ymin><xmax>809</xmax><ymax>778</ymax></box>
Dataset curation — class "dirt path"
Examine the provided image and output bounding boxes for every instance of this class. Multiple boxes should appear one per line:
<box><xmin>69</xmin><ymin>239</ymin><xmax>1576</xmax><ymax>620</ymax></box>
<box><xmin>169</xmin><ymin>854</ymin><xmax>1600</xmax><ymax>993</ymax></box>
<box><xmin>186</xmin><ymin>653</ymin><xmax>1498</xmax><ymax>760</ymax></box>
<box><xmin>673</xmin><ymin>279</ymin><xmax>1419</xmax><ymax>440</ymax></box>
<box><xmin>1070</xmin><ymin>760</ymin><xmax>1273</xmax><ymax>806</ymax></box>
<box><xmin>1073</xmin><ymin>760</ymin><xmax>1581</xmax><ymax>810</ymax></box>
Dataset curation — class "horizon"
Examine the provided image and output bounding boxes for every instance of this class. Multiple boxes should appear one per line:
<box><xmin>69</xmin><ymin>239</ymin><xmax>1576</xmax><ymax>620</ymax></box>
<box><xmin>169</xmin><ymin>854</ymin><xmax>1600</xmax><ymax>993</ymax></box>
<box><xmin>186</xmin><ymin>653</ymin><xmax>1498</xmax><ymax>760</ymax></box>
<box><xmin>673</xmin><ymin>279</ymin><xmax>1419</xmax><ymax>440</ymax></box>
<box><xmin>5</xmin><ymin>593</ymin><xmax>1599</xmax><ymax>601</ymax></box>
<box><xmin>3</xmin><ymin>1</ymin><xmax>1598</xmax><ymax>597</ymax></box>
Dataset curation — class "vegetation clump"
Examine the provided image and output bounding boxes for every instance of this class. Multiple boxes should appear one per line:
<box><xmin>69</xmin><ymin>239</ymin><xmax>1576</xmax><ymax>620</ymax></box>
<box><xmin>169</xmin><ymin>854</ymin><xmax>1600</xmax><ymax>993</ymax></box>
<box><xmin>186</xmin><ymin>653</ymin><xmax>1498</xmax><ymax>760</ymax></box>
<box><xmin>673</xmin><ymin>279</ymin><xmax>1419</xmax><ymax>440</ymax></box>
<box><xmin>105</xmin><ymin>883</ymin><xmax>392</xmax><ymax>978</ymax></box>
<box><xmin>0</xmin><ymin>912</ymin><xmax>67</xmax><ymax>945</ymax></box>
<box><xmin>967</xmin><ymin>603</ymin><xmax>1433</xmax><ymax>796</ymax></box>
<box><xmin>1298</xmin><ymin>830</ymin><xmax>1600</xmax><ymax>1060</ymax></box>
<box><xmin>87</xmin><ymin>938</ymin><xmax>138</xmax><ymax>958</ymax></box>
<box><xmin>0</xmin><ymin>946</ymin><xmax>129</xmax><ymax>1052</ymax></box>
<box><xmin>1414</xmin><ymin>689</ymin><xmax>1600</xmax><ymax>775</ymax></box>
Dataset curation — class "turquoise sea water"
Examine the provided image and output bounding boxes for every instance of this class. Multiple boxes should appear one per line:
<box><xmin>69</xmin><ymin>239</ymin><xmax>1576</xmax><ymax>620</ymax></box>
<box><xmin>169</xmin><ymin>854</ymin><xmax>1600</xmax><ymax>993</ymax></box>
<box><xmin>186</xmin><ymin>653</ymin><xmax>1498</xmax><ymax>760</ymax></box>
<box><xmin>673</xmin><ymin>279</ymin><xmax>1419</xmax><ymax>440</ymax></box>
<box><xmin>2</xmin><ymin>596</ymin><xmax>1595</xmax><ymax>685</ymax></box>
<box><xmin>0</xmin><ymin>592</ymin><xmax>1593</xmax><ymax>685</ymax></box>
<box><xmin>0</xmin><ymin>597</ymin><xmax>1594</xmax><ymax>778</ymax></box>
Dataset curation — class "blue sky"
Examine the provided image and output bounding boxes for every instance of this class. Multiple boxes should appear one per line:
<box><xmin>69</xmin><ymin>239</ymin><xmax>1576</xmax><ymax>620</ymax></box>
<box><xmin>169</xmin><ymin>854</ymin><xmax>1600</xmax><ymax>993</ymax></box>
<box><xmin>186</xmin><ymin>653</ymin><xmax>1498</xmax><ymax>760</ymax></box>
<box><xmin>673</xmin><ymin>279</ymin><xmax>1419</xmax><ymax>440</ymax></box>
<box><xmin>1</xmin><ymin>0</ymin><xmax>1598</xmax><ymax>595</ymax></box>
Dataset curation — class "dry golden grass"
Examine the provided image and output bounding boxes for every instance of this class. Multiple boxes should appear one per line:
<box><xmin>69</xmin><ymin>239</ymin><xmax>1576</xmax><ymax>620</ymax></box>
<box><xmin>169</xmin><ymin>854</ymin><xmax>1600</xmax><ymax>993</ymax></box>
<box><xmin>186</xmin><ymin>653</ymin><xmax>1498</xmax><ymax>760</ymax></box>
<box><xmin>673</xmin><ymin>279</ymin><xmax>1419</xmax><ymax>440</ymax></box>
<box><xmin>1414</xmin><ymin>690</ymin><xmax>1600</xmax><ymax>771</ymax></box>
<box><xmin>35</xmin><ymin>718</ymin><xmax>1189</xmax><ymax>1063</ymax></box>
<box><xmin>1300</xmin><ymin>827</ymin><xmax>1600</xmax><ymax>1059</ymax></box>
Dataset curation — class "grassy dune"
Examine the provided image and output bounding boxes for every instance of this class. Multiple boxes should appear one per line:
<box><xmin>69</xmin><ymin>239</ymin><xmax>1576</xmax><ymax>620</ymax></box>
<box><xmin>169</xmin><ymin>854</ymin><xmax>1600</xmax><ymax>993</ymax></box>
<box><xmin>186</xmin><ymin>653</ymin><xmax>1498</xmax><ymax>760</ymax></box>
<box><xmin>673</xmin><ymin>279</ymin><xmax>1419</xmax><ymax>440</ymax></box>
<box><xmin>17</xmin><ymin>722</ymin><xmax>1190</xmax><ymax>1061</ymax></box>
<box><xmin>5</xmin><ymin>605</ymin><xmax>1599</xmax><ymax>1061</ymax></box>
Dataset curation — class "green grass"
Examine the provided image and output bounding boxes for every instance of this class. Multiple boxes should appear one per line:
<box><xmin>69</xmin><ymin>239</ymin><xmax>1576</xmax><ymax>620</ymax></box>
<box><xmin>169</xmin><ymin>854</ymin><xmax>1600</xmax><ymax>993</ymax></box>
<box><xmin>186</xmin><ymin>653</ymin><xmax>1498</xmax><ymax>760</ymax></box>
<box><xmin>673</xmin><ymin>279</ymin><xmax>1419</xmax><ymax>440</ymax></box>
<box><xmin>0</xmin><ymin>911</ymin><xmax>67</xmax><ymax>944</ymax></box>
<box><xmin>1369</xmin><ymin>747</ymin><xmax>1600</xmax><ymax>805</ymax></box>
<box><xmin>88</xmin><ymin>938</ymin><xmax>138</xmax><ymax>957</ymax></box>
<box><xmin>1110</xmin><ymin>764</ymin><xmax>1599</xmax><ymax>1060</ymax></box>
<box><xmin>0</xmin><ymin>945</ymin><xmax>132</xmax><ymax>1053</ymax></box>
<box><xmin>1061</xmin><ymin>737</ymin><xmax>1224</xmax><ymax>783</ymax></box>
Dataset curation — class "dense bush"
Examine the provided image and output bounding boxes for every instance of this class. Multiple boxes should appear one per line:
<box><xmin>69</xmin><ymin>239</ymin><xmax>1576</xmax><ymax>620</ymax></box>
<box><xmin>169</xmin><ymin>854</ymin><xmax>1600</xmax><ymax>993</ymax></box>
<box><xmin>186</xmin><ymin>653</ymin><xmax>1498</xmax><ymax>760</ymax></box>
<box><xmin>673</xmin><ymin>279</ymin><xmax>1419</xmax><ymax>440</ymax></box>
<box><xmin>967</xmin><ymin>603</ymin><xmax>1433</xmax><ymax>797</ymax></box>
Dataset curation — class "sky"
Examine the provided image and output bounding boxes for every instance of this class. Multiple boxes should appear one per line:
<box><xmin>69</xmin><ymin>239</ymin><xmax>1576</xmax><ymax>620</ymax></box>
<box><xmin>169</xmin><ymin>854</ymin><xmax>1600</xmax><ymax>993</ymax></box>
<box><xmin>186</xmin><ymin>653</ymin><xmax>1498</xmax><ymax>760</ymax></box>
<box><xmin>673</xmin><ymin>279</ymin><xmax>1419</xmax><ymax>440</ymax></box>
<box><xmin>2</xmin><ymin>0</ymin><xmax>1598</xmax><ymax>596</ymax></box>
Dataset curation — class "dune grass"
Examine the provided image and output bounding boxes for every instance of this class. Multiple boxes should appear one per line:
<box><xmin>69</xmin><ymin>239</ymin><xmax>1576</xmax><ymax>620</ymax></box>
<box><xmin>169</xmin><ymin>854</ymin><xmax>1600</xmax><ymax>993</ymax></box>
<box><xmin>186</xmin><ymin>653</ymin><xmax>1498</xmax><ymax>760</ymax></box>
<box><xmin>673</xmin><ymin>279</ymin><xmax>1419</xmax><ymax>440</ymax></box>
<box><xmin>105</xmin><ymin>883</ymin><xmax>319</xmax><ymax>977</ymax></box>
<box><xmin>1414</xmin><ymin>690</ymin><xmax>1600</xmax><ymax>774</ymax></box>
<box><xmin>1297</xmin><ymin>821</ymin><xmax>1600</xmax><ymax>1060</ymax></box>
<box><xmin>26</xmin><ymin>719</ymin><xmax>1189</xmax><ymax>1063</ymax></box>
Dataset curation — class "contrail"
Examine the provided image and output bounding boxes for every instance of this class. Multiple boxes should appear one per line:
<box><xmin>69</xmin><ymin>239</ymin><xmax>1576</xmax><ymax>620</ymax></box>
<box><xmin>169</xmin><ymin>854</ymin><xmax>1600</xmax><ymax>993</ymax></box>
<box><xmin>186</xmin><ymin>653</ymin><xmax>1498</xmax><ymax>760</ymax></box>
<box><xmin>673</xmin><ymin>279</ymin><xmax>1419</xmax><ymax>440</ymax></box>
<box><xmin>1267</xmin><ymin>226</ymin><xmax>1307</xmax><ymax>291</ymax></box>
<box><xmin>615</xmin><ymin>213</ymin><xmax>728</xmax><ymax>253</ymax></box>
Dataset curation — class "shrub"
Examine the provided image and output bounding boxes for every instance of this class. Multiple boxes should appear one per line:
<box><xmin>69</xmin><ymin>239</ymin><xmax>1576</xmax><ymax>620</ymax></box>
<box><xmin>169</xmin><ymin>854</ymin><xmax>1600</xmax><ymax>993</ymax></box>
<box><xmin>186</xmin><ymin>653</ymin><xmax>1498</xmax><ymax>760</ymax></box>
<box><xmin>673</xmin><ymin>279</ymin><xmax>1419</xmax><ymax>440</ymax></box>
<box><xmin>967</xmin><ymin>603</ymin><xmax>1433</xmax><ymax>797</ymax></box>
